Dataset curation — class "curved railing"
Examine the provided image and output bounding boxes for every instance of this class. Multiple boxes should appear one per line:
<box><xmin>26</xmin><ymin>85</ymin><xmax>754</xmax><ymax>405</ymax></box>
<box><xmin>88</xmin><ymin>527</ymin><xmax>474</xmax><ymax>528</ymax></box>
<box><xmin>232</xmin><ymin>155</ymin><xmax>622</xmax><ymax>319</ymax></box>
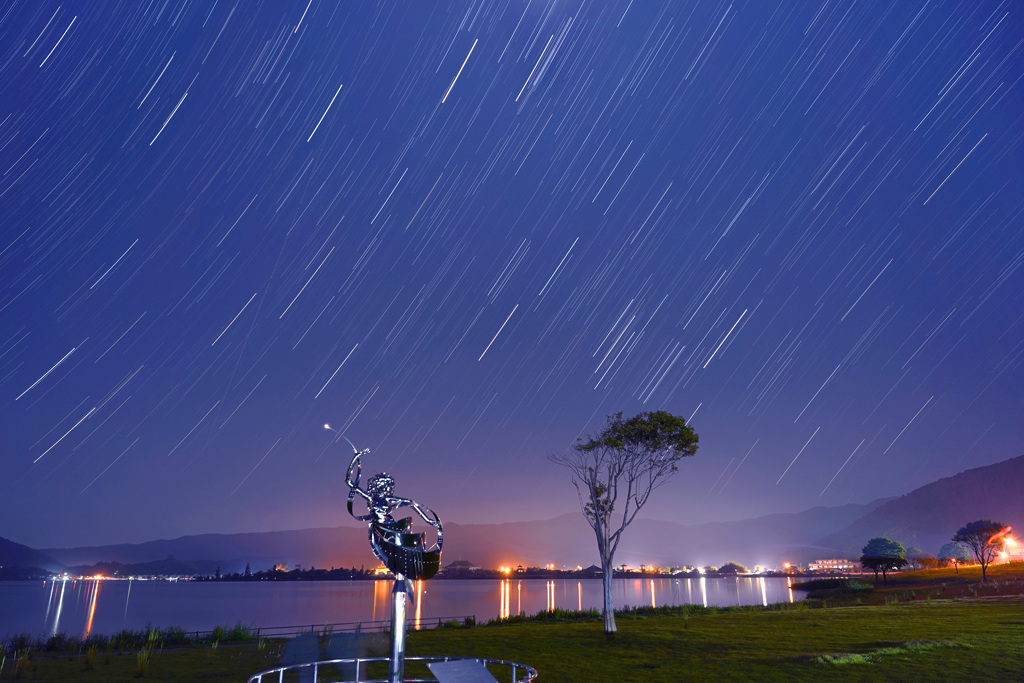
<box><xmin>249</xmin><ymin>655</ymin><xmax>538</xmax><ymax>682</ymax></box>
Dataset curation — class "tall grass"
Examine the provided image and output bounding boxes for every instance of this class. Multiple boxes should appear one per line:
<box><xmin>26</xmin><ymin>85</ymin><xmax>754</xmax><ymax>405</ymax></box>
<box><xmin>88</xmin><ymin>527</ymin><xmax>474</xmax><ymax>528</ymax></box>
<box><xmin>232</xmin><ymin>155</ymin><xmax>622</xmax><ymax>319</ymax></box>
<box><xmin>0</xmin><ymin>621</ymin><xmax>260</xmax><ymax>658</ymax></box>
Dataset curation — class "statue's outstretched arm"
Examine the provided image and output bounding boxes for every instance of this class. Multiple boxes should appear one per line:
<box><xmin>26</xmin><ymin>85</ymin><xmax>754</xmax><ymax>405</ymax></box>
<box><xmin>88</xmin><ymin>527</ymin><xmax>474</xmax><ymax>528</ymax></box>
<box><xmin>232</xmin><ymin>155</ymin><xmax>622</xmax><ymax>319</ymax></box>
<box><xmin>391</xmin><ymin>498</ymin><xmax>442</xmax><ymax>530</ymax></box>
<box><xmin>347</xmin><ymin>489</ymin><xmax>375</xmax><ymax>521</ymax></box>
<box><xmin>345</xmin><ymin>450</ymin><xmax>375</xmax><ymax>521</ymax></box>
<box><xmin>345</xmin><ymin>450</ymin><xmax>372</xmax><ymax>502</ymax></box>
<box><xmin>389</xmin><ymin>497</ymin><xmax>443</xmax><ymax>552</ymax></box>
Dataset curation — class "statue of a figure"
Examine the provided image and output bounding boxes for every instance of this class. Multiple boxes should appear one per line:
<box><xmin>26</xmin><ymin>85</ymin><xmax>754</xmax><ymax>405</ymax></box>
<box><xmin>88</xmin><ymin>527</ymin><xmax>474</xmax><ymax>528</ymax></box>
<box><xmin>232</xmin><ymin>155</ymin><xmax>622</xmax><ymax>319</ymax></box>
<box><xmin>345</xmin><ymin>447</ymin><xmax>443</xmax><ymax>580</ymax></box>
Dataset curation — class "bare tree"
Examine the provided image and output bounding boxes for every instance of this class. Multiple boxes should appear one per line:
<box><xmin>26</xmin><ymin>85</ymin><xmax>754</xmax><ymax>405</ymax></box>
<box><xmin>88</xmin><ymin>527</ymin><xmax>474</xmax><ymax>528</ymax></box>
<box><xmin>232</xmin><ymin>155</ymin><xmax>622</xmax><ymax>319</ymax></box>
<box><xmin>550</xmin><ymin>411</ymin><xmax>698</xmax><ymax>634</ymax></box>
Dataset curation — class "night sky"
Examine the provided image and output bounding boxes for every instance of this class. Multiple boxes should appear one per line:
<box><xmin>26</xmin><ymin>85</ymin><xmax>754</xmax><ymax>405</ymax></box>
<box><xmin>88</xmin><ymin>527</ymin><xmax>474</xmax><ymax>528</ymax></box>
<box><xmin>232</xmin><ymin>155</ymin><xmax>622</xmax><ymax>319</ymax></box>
<box><xmin>2</xmin><ymin>0</ymin><xmax>1022</xmax><ymax>550</ymax></box>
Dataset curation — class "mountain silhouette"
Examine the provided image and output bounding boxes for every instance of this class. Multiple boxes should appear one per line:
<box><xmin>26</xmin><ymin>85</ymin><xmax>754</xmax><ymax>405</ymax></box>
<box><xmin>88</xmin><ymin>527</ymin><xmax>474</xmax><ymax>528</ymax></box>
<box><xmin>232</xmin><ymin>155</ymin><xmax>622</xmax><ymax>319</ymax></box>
<box><xmin>814</xmin><ymin>453</ymin><xmax>1024</xmax><ymax>556</ymax></box>
<box><xmin>0</xmin><ymin>536</ymin><xmax>63</xmax><ymax>573</ymax></box>
<box><xmin>20</xmin><ymin>453</ymin><xmax>1024</xmax><ymax>572</ymax></box>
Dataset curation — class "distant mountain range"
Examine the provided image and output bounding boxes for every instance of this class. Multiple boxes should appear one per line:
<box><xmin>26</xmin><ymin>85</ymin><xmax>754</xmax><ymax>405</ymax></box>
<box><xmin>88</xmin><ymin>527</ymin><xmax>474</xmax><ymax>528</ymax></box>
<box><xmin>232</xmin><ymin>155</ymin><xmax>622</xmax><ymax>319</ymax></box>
<box><xmin>3</xmin><ymin>454</ymin><xmax>1021</xmax><ymax>574</ymax></box>
<box><xmin>813</xmin><ymin>453</ymin><xmax>1024</xmax><ymax>555</ymax></box>
<box><xmin>0</xmin><ymin>536</ymin><xmax>62</xmax><ymax>573</ymax></box>
<box><xmin>28</xmin><ymin>504</ymin><xmax>884</xmax><ymax>574</ymax></box>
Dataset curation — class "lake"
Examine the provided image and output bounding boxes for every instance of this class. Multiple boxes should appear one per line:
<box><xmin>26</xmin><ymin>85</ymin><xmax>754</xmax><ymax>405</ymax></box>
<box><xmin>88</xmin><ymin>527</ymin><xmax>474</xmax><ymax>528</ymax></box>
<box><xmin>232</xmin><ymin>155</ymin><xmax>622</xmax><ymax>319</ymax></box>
<box><xmin>0</xmin><ymin>576</ymin><xmax>800</xmax><ymax>639</ymax></box>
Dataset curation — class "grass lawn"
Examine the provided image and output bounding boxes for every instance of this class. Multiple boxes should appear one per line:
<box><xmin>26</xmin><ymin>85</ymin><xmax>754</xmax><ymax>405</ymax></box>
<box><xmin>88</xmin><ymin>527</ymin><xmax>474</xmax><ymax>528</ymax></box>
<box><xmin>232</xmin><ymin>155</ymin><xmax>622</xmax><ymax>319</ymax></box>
<box><xmin>0</xmin><ymin>641</ymin><xmax>287</xmax><ymax>682</ymax></box>
<box><xmin>408</xmin><ymin>598</ymin><xmax>1024</xmax><ymax>682</ymax></box>
<box><xmin>4</xmin><ymin>563</ymin><xmax>1023</xmax><ymax>682</ymax></box>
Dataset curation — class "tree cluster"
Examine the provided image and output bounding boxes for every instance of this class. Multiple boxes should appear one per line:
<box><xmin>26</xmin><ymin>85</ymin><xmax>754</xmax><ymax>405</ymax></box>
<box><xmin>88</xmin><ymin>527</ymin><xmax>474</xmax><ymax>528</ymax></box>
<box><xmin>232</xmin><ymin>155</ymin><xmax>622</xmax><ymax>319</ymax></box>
<box><xmin>860</xmin><ymin>518</ymin><xmax>1009</xmax><ymax>584</ymax></box>
<box><xmin>859</xmin><ymin>537</ymin><xmax>907</xmax><ymax>582</ymax></box>
<box><xmin>937</xmin><ymin>542</ymin><xmax>970</xmax><ymax>573</ymax></box>
<box><xmin>197</xmin><ymin>565</ymin><xmax>374</xmax><ymax>581</ymax></box>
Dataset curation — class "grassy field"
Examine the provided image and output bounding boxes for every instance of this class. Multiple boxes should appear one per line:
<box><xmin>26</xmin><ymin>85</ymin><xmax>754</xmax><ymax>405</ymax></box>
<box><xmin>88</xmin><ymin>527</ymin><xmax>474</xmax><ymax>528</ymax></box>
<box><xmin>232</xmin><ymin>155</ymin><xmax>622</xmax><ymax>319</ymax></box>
<box><xmin>3</xmin><ymin>563</ymin><xmax>1023</xmax><ymax>682</ymax></box>
<box><xmin>408</xmin><ymin>598</ymin><xmax>1024</xmax><ymax>681</ymax></box>
<box><xmin>0</xmin><ymin>641</ymin><xmax>285</xmax><ymax>682</ymax></box>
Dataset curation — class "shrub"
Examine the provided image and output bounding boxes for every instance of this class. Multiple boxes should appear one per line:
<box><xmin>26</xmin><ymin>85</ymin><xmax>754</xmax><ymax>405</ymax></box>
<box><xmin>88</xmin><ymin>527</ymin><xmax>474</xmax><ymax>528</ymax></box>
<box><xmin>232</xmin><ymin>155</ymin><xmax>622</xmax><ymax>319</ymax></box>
<box><xmin>136</xmin><ymin>648</ymin><xmax>151</xmax><ymax>677</ymax></box>
<box><xmin>85</xmin><ymin>645</ymin><xmax>98</xmax><ymax>670</ymax></box>
<box><xmin>45</xmin><ymin>633</ymin><xmax>72</xmax><ymax>651</ymax></box>
<box><xmin>226</xmin><ymin>623</ymin><xmax>254</xmax><ymax>641</ymax></box>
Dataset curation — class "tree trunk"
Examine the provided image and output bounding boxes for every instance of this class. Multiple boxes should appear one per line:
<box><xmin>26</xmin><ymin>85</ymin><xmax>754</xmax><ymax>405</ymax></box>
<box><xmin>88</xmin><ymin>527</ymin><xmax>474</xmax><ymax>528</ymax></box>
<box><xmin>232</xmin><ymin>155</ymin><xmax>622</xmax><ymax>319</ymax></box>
<box><xmin>602</xmin><ymin>562</ymin><xmax>617</xmax><ymax>634</ymax></box>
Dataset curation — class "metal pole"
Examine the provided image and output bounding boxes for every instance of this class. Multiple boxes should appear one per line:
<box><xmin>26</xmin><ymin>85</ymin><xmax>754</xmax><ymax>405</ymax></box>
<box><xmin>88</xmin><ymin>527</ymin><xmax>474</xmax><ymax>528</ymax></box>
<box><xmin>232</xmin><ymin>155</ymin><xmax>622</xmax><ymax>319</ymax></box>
<box><xmin>389</xmin><ymin>575</ymin><xmax>408</xmax><ymax>683</ymax></box>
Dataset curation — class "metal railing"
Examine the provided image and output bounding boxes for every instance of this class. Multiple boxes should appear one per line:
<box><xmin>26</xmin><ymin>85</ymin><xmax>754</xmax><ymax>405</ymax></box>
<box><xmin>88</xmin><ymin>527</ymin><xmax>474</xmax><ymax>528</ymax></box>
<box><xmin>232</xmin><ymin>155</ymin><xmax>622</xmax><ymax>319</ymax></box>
<box><xmin>248</xmin><ymin>655</ymin><xmax>538</xmax><ymax>682</ymax></box>
<box><xmin>247</xmin><ymin>616</ymin><xmax>476</xmax><ymax>639</ymax></box>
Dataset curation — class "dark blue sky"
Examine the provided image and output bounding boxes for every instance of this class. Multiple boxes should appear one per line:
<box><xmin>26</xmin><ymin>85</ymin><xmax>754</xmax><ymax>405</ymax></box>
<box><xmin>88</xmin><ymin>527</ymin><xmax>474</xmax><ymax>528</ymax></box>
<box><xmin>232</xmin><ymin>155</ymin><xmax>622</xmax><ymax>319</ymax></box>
<box><xmin>2</xmin><ymin>0</ymin><xmax>1022</xmax><ymax>548</ymax></box>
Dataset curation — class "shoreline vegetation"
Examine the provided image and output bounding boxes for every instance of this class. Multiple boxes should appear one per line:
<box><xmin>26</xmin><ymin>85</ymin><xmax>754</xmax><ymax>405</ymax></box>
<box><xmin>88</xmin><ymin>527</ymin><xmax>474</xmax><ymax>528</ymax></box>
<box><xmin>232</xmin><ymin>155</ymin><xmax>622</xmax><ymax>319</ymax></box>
<box><xmin>2</xmin><ymin>562</ymin><xmax>1022</xmax><ymax>681</ymax></box>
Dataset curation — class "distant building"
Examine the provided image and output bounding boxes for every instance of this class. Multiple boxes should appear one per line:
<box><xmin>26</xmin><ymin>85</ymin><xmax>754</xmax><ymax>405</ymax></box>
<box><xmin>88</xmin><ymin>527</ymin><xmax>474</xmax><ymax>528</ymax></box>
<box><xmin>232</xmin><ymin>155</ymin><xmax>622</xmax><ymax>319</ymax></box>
<box><xmin>442</xmin><ymin>559</ymin><xmax>480</xmax><ymax>572</ymax></box>
<box><xmin>807</xmin><ymin>558</ymin><xmax>856</xmax><ymax>573</ymax></box>
<box><xmin>1000</xmin><ymin>543</ymin><xmax>1023</xmax><ymax>563</ymax></box>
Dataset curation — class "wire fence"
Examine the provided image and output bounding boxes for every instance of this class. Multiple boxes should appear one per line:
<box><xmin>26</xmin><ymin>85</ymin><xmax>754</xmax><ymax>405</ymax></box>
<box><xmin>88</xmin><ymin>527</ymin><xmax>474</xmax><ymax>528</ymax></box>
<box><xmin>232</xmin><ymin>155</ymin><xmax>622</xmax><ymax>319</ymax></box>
<box><xmin>201</xmin><ymin>615</ymin><xmax>477</xmax><ymax>641</ymax></box>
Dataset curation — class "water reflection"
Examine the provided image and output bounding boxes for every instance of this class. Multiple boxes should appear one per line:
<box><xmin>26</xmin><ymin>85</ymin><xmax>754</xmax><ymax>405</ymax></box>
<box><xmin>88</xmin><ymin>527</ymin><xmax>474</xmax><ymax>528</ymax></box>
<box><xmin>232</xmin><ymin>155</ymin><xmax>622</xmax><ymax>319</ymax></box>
<box><xmin>499</xmin><ymin>579</ymin><xmax>510</xmax><ymax>619</ymax></box>
<box><xmin>124</xmin><ymin>577</ymin><xmax>133</xmax><ymax>618</ymax></box>
<box><xmin>84</xmin><ymin>580</ymin><xmax>101</xmax><ymax>637</ymax></box>
<box><xmin>488</xmin><ymin>576</ymin><xmax>795</xmax><ymax>617</ymax></box>
<box><xmin>44</xmin><ymin>580</ymin><xmax>56</xmax><ymax>629</ymax></box>
<box><xmin>8</xmin><ymin>576</ymin><xmax>798</xmax><ymax>638</ymax></box>
<box><xmin>372</xmin><ymin>579</ymin><xmax>390</xmax><ymax>622</ymax></box>
<box><xmin>51</xmin><ymin>579</ymin><xmax>67</xmax><ymax>636</ymax></box>
<box><xmin>413</xmin><ymin>580</ymin><xmax>423</xmax><ymax>630</ymax></box>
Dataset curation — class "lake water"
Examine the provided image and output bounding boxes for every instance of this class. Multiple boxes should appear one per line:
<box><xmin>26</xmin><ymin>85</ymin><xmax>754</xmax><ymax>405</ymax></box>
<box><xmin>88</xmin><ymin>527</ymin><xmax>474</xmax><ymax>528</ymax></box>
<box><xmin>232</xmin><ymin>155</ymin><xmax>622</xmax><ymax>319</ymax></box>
<box><xmin>0</xmin><ymin>576</ymin><xmax>800</xmax><ymax>639</ymax></box>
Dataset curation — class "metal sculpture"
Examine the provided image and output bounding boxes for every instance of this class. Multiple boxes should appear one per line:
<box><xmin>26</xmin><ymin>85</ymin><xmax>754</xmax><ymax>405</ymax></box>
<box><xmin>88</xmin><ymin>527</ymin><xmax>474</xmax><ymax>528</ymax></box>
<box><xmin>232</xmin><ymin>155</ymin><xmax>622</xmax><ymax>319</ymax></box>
<box><xmin>345</xmin><ymin>448</ymin><xmax>443</xmax><ymax>581</ymax></box>
<box><xmin>330</xmin><ymin>426</ymin><xmax>443</xmax><ymax>683</ymax></box>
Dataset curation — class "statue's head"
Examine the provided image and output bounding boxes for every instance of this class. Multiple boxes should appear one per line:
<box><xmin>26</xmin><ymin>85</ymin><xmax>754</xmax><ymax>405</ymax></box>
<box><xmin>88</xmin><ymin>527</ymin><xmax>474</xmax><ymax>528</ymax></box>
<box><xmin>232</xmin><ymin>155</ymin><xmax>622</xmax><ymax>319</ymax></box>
<box><xmin>367</xmin><ymin>472</ymin><xmax>395</xmax><ymax>499</ymax></box>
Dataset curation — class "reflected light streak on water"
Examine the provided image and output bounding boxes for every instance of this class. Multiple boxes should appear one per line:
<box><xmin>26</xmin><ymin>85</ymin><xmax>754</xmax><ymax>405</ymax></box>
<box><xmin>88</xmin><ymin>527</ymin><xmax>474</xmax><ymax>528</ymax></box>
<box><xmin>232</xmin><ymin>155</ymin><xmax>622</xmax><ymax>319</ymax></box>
<box><xmin>124</xmin><ymin>577</ymin><xmax>133</xmax><ymax>618</ymax></box>
<box><xmin>50</xmin><ymin>579</ymin><xmax>67</xmax><ymax>637</ymax></box>
<box><xmin>44</xmin><ymin>579</ymin><xmax>56</xmax><ymax>627</ymax></box>
<box><xmin>413</xmin><ymin>580</ymin><xmax>423</xmax><ymax>630</ymax></box>
<box><xmin>499</xmin><ymin>579</ymin><xmax>510</xmax><ymax>619</ymax></box>
<box><xmin>372</xmin><ymin>579</ymin><xmax>390</xmax><ymax>622</ymax></box>
<box><xmin>4</xmin><ymin>577</ymin><xmax>802</xmax><ymax>637</ymax></box>
<box><xmin>83</xmin><ymin>580</ymin><xmax>101</xmax><ymax>637</ymax></box>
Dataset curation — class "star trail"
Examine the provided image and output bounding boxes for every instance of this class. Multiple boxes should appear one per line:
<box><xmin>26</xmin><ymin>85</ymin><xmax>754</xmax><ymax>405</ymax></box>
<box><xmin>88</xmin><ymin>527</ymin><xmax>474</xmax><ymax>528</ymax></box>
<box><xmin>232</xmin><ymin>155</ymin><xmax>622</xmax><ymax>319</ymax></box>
<box><xmin>1</xmin><ymin>0</ymin><xmax>1022</xmax><ymax>548</ymax></box>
